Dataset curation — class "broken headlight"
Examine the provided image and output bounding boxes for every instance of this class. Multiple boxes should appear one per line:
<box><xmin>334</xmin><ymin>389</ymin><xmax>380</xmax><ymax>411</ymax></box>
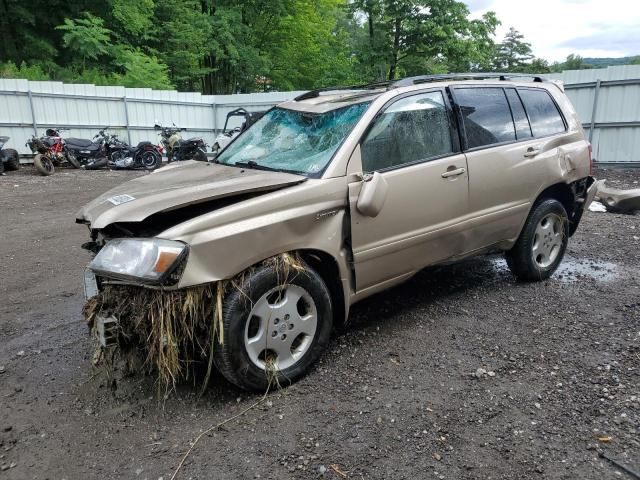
<box><xmin>89</xmin><ymin>238</ymin><xmax>187</xmax><ymax>284</ymax></box>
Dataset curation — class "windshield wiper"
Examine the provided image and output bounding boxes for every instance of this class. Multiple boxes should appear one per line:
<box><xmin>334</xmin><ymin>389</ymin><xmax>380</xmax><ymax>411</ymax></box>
<box><xmin>234</xmin><ymin>160</ymin><xmax>277</xmax><ymax>171</ymax></box>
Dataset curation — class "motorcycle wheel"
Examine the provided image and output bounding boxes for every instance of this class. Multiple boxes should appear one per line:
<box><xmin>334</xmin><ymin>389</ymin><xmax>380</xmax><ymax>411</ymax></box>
<box><xmin>65</xmin><ymin>152</ymin><xmax>81</xmax><ymax>169</ymax></box>
<box><xmin>34</xmin><ymin>154</ymin><xmax>55</xmax><ymax>176</ymax></box>
<box><xmin>140</xmin><ymin>151</ymin><xmax>161</xmax><ymax>170</ymax></box>
<box><xmin>193</xmin><ymin>148</ymin><xmax>207</xmax><ymax>162</ymax></box>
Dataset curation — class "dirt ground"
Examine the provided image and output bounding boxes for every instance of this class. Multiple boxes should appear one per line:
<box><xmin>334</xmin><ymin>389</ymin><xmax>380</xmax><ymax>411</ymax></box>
<box><xmin>0</xmin><ymin>165</ymin><xmax>638</xmax><ymax>480</ymax></box>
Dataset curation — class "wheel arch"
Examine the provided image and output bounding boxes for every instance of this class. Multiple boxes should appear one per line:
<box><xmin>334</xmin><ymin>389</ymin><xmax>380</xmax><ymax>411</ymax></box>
<box><xmin>535</xmin><ymin>182</ymin><xmax>573</xmax><ymax>214</ymax></box>
<box><xmin>532</xmin><ymin>180</ymin><xmax>586</xmax><ymax>236</ymax></box>
<box><xmin>297</xmin><ymin>249</ymin><xmax>347</xmax><ymax>329</ymax></box>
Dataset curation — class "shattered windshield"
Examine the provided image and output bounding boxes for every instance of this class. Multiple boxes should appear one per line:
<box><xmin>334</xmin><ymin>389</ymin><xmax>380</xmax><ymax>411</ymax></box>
<box><xmin>216</xmin><ymin>102</ymin><xmax>370</xmax><ymax>175</ymax></box>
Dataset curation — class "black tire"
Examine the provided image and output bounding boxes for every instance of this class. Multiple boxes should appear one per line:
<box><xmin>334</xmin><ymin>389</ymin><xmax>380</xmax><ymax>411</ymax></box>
<box><xmin>65</xmin><ymin>152</ymin><xmax>81</xmax><ymax>169</ymax></box>
<box><xmin>3</xmin><ymin>149</ymin><xmax>20</xmax><ymax>171</ymax></box>
<box><xmin>33</xmin><ymin>154</ymin><xmax>55</xmax><ymax>176</ymax></box>
<box><xmin>505</xmin><ymin>199</ymin><xmax>569</xmax><ymax>281</ymax></box>
<box><xmin>193</xmin><ymin>148</ymin><xmax>207</xmax><ymax>162</ymax></box>
<box><xmin>140</xmin><ymin>150</ymin><xmax>161</xmax><ymax>170</ymax></box>
<box><xmin>214</xmin><ymin>261</ymin><xmax>333</xmax><ymax>391</ymax></box>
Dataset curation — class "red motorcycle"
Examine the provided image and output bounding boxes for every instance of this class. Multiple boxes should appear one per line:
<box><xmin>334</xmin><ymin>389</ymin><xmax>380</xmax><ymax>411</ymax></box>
<box><xmin>26</xmin><ymin>128</ymin><xmax>80</xmax><ymax>175</ymax></box>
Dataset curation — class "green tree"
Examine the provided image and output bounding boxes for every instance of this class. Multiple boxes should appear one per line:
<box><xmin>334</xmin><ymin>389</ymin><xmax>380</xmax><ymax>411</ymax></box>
<box><xmin>56</xmin><ymin>13</ymin><xmax>113</xmax><ymax>69</ymax></box>
<box><xmin>266</xmin><ymin>0</ymin><xmax>361</xmax><ymax>90</ymax></box>
<box><xmin>111</xmin><ymin>47</ymin><xmax>173</xmax><ymax>89</ymax></box>
<box><xmin>493</xmin><ymin>27</ymin><xmax>533</xmax><ymax>71</ymax></box>
<box><xmin>111</xmin><ymin>0</ymin><xmax>155</xmax><ymax>37</ymax></box>
<box><xmin>153</xmin><ymin>0</ymin><xmax>212</xmax><ymax>91</ymax></box>
<box><xmin>348</xmin><ymin>0</ymin><xmax>500</xmax><ymax>81</ymax></box>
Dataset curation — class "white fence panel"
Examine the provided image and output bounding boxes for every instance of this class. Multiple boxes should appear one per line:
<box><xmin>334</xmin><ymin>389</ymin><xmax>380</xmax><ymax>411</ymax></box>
<box><xmin>2</xmin><ymin>67</ymin><xmax>638</xmax><ymax>163</ymax></box>
<box><xmin>546</xmin><ymin>65</ymin><xmax>640</xmax><ymax>164</ymax></box>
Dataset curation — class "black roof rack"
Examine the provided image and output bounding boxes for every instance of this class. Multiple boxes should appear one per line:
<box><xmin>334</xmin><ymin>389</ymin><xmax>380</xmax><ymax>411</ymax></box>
<box><xmin>391</xmin><ymin>72</ymin><xmax>545</xmax><ymax>87</ymax></box>
<box><xmin>293</xmin><ymin>73</ymin><xmax>546</xmax><ymax>102</ymax></box>
<box><xmin>294</xmin><ymin>81</ymin><xmax>390</xmax><ymax>101</ymax></box>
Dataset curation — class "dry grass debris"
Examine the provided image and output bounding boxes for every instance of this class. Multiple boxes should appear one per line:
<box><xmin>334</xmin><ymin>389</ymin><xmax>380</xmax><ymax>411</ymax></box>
<box><xmin>83</xmin><ymin>253</ymin><xmax>305</xmax><ymax>395</ymax></box>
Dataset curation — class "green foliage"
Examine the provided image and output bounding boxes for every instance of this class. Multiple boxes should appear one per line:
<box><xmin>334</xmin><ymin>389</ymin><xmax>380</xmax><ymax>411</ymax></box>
<box><xmin>111</xmin><ymin>0</ymin><xmax>155</xmax><ymax>37</ymax></box>
<box><xmin>0</xmin><ymin>61</ymin><xmax>50</xmax><ymax>81</ymax></box>
<box><xmin>266</xmin><ymin>0</ymin><xmax>361</xmax><ymax>90</ymax></box>
<box><xmin>493</xmin><ymin>27</ymin><xmax>533</xmax><ymax>71</ymax></box>
<box><xmin>56</xmin><ymin>13</ymin><xmax>113</xmax><ymax>65</ymax></box>
<box><xmin>111</xmin><ymin>47</ymin><xmax>173</xmax><ymax>89</ymax></box>
<box><xmin>0</xmin><ymin>0</ymin><xmax>637</xmax><ymax>92</ymax></box>
<box><xmin>153</xmin><ymin>0</ymin><xmax>212</xmax><ymax>91</ymax></box>
<box><xmin>549</xmin><ymin>54</ymin><xmax>593</xmax><ymax>72</ymax></box>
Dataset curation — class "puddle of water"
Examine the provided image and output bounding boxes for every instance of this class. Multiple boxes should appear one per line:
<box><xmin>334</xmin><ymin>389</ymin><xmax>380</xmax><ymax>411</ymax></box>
<box><xmin>491</xmin><ymin>255</ymin><xmax>619</xmax><ymax>283</ymax></box>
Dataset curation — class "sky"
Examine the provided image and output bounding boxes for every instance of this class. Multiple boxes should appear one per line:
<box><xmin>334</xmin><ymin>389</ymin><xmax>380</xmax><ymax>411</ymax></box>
<box><xmin>465</xmin><ymin>0</ymin><xmax>640</xmax><ymax>62</ymax></box>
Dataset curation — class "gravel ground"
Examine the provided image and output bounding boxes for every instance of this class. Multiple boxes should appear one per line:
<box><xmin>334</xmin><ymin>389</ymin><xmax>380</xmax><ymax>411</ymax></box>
<box><xmin>0</xmin><ymin>165</ymin><xmax>638</xmax><ymax>480</ymax></box>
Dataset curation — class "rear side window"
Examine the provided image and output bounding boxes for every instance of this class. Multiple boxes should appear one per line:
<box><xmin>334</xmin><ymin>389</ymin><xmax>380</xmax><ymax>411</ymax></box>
<box><xmin>518</xmin><ymin>89</ymin><xmax>566</xmax><ymax>137</ymax></box>
<box><xmin>505</xmin><ymin>89</ymin><xmax>532</xmax><ymax>140</ymax></box>
<box><xmin>455</xmin><ymin>88</ymin><xmax>516</xmax><ymax>149</ymax></box>
<box><xmin>361</xmin><ymin>91</ymin><xmax>453</xmax><ymax>172</ymax></box>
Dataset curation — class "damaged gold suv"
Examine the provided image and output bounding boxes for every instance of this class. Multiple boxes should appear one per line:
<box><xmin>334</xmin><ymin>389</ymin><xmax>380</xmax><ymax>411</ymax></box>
<box><xmin>78</xmin><ymin>74</ymin><xmax>597</xmax><ymax>391</ymax></box>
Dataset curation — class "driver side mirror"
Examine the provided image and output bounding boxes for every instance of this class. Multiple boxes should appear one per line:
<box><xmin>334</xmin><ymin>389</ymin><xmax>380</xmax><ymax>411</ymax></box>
<box><xmin>356</xmin><ymin>171</ymin><xmax>388</xmax><ymax>217</ymax></box>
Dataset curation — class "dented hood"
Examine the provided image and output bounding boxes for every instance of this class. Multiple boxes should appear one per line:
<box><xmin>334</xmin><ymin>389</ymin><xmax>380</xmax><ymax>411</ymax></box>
<box><xmin>76</xmin><ymin>161</ymin><xmax>306</xmax><ymax>229</ymax></box>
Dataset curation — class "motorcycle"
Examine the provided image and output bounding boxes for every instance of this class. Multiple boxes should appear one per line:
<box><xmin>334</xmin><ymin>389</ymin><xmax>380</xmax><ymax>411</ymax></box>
<box><xmin>211</xmin><ymin>108</ymin><xmax>265</xmax><ymax>156</ymax></box>
<box><xmin>154</xmin><ymin>123</ymin><xmax>207</xmax><ymax>162</ymax></box>
<box><xmin>26</xmin><ymin>128</ymin><xmax>79</xmax><ymax>176</ymax></box>
<box><xmin>84</xmin><ymin>131</ymin><xmax>163</xmax><ymax>170</ymax></box>
<box><xmin>0</xmin><ymin>136</ymin><xmax>20</xmax><ymax>176</ymax></box>
<box><xmin>64</xmin><ymin>129</ymin><xmax>109</xmax><ymax>167</ymax></box>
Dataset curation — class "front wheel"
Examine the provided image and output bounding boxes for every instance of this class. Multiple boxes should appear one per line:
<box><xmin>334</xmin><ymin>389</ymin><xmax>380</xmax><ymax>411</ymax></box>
<box><xmin>214</xmin><ymin>261</ymin><xmax>333</xmax><ymax>391</ymax></box>
<box><xmin>193</xmin><ymin>148</ymin><xmax>207</xmax><ymax>162</ymax></box>
<box><xmin>505</xmin><ymin>199</ymin><xmax>569</xmax><ymax>281</ymax></box>
<box><xmin>33</xmin><ymin>154</ymin><xmax>55</xmax><ymax>176</ymax></box>
<box><xmin>65</xmin><ymin>151</ymin><xmax>81</xmax><ymax>169</ymax></box>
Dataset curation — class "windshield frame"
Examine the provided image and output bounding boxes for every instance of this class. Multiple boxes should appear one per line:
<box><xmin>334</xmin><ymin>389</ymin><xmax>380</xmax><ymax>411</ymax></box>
<box><xmin>215</xmin><ymin>101</ymin><xmax>373</xmax><ymax>179</ymax></box>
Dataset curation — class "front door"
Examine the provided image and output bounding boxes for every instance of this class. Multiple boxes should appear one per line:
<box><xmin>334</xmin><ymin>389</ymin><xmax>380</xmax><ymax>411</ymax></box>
<box><xmin>348</xmin><ymin>90</ymin><xmax>470</xmax><ymax>292</ymax></box>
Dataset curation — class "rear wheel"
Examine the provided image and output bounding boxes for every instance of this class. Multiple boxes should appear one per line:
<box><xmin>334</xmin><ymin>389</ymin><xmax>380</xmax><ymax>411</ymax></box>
<box><xmin>3</xmin><ymin>149</ymin><xmax>20</xmax><ymax>171</ymax></box>
<box><xmin>193</xmin><ymin>148</ymin><xmax>207</xmax><ymax>162</ymax></box>
<box><xmin>505</xmin><ymin>199</ymin><xmax>569</xmax><ymax>281</ymax></box>
<box><xmin>140</xmin><ymin>150</ymin><xmax>161</xmax><ymax>170</ymax></box>
<box><xmin>33</xmin><ymin>154</ymin><xmax>55</xmax><ymax>176</ymax></box>
<box><xmin>214</xmin><ymin>261</ymin><xmax>333</xmax><ymax>391</ymax></box>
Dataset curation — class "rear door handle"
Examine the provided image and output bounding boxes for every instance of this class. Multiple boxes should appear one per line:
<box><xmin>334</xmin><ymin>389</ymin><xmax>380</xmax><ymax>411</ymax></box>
<box><xmin>524</xmin><ymin>147</ymin><xmax>541</xmax><ymax>158</ymax></box>
<box><xmin>441</xmin><ymin>167</ymin><xmax>466</xmax><ymax>178</ymax></box>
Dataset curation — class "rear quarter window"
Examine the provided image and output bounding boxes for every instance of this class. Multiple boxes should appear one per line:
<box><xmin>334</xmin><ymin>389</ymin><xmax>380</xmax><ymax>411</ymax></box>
<box><xmin>518</xmin><ymin>88</ymin><xmax>566</xmax><ymax>137</ymax></box>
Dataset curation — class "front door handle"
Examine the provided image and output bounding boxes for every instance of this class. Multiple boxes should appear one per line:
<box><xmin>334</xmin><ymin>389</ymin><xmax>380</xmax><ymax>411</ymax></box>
<box><xmin>441</xmin><ymin>167</ymin><xmax>466</xmax><ymax>178</ymax></box>
<box><xmin>524</xmin><ymin>147</ymin><xmax>541</xmax><ymax>158</ymax></box>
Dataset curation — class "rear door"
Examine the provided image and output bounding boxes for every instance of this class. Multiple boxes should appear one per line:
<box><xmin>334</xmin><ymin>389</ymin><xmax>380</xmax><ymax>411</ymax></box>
<box><xmin>450</xmin><ymin>86</ymin><xmax>567</xmax><ymax>249</ymax></box>
<box><xmin>348</xmin><ymin>89</ymin><xmax>470</xmax><ymax>292</ymax></box>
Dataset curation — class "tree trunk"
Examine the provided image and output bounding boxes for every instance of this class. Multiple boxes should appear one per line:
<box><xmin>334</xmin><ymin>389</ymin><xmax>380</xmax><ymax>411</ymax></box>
<box><xmin>388</xmin><ymin>16</ymin><xmax>401</xmax><ymax>80</ymax></box>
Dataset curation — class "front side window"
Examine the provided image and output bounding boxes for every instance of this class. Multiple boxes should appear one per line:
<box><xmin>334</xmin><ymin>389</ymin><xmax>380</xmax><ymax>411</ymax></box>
<box><xmin>518</xmin><ymin>88</ymin><xmax>566</xmax><ymax>137</ymax></box>
<box><xmin>361</xmin><ymin>91</ymin><xmax>453</xmax><ymax>172</ymax></box>
<box><xmin>216</xmin><ymin>102</ymin><xmax>370</xmax><ymax>176</ymax></box>
<box><xmin>455</xmin><ymin>87</ymin><xmax>516</xmax><ymax>149</ymax></box>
